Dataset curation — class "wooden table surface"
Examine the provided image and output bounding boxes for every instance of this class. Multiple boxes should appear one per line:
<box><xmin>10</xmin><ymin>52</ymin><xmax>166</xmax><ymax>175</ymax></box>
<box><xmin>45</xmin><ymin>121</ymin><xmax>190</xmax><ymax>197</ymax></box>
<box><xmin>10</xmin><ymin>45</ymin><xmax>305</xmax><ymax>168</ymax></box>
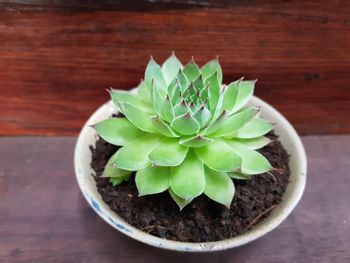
<box><xmin>0</xmin><ymin>135</ymin><xmax>349</xmax><ymax>262</ymax></box>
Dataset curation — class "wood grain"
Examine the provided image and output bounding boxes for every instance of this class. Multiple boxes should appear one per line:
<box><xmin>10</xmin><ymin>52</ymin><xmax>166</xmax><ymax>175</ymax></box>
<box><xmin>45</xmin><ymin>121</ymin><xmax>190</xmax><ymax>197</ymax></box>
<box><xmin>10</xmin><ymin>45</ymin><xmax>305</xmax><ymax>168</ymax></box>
<box><xmin>0</xmin><ymin>136</ymin><xmax>349</xmax><ymax>262</ymax></box>
<box><xmin>0</xmin><ymin>1</ymin><xmax>350</xmax><ymax>135</ymax></box>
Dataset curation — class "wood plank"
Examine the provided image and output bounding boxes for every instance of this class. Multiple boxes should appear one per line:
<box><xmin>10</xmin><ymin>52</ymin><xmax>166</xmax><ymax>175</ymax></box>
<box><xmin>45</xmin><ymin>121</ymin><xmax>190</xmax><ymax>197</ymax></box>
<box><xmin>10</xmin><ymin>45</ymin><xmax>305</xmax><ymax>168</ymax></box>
<box><xmin>0</xmin><ymin>1</ymin><xmax>350</xmax><ymax>135</ymax></box>
<box><xmin>0</xmin><ymin>136</ymin><xmax>349</xmax><ymax>262</ymax></box>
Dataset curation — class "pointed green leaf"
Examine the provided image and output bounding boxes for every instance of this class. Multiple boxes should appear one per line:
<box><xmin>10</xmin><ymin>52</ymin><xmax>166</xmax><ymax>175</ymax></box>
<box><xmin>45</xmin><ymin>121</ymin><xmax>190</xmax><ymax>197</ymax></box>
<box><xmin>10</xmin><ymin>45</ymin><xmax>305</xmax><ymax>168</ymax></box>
<box><xmin>200</xmin><ymin>91</ymin><xmax>224</xmax><ymax>136</ymax></box>
<box><xmin>229</xmin><ymin>172</ymin><xmax>252</xmax><ymax>180</ymax></box>
<box><xmin>145</xmin><ymin>57</ymin><xmax>167</xmax><ymax>91</ymax></box>
<box><xmin>201</xmin><ymin>58</ymin><xmax>223</xmax><ymax>84</ymax></box>
<box><xmin>195</xmin><ymin>140</ymin><xmax>241</xmax><ymax>172</ymax></box>
<box><xmin>199</xmin><ymin>85</ymin><xmax>209</xmax><ymax>102</ymax></box>
<box><xmin>211</xmin><ymin>108</ymin><xmax>259</xmax><ymax>137</ymax></box>
<box><xmin>230</xmin><ymin>117</ymin><xmax>272</xmax><ymax>138</ymax></box>
<box><xmin>148</xmin><ymin>138</ymin><xmax>189</xmax><ymax>166</ymax></box>
<box><xmin>110</xmin><ymin>174</ymin><xmax>131</xmax><ymax>186</ymax></box>
<box><xmin>202</xmin><ymin>110</ymin><xmax>229</xmax><ymax>136</ymax></box>
<box><xmin>162</xmin><ymin>53</ymin><xmax>183</xmax><ymax>85</ymax></box>
<box><xmin>152</xmin><ymin>83</ymin><xmax>174</xmax><ymax>123</ymax></box>
<box><xmin>110</xmin><ymin>89</ymin><xmax>153</xmax><ymax>113</ymax></box>
<box><xmin>104</xmin><ymin>166</ymin><xmax>130</xmax><ymax>178</ymax></box>
<box><xmin>228</xmin><ymin>141</ymin><xmax>273</xmax><ymax>174</ymax></box>
<box><xmin>193</xmin><ymin>75</ymin><xmax>204</xmax><ymax>92</ymax></box>
<box><xmin>103</xmin><ymin>152</ymin><xmax>132</xmax><ymax>178</ymax></box>
<box><xmin>170</xmin><ymin>150</ymin><xmax>205</xmax><ymax>200</ymax></box>
<box><xmin>204</xmin><ymin>166</ymin><xmax>235</xmax><ymax>207</ymax></box>
<box><xmin>233</xmin><ymin>137</ymin><xmax>271</xmax><ymax>150</ymax></box>
<box><xmin>206</xmin><ymin>72</ymin><xmax>220</xmax><ymax>112</ymax></box>
<box><xmin>179</xmin><ymin>135</ymin><xmax>213</xmax><ymax>147</ymax></box>
<box><xmin>94</xmin><ymin>118</ymin><xmax>145</xmax><ymax>146</ymax></box>
<box><xmin>135</xmin><ymin>166</ymin><xmax>170</xmax><ymax>196</ymax></box>
<box><xmin>167</xmin><ymin>77</ymin><xmax>177</xmax><ymax>97</ymax></box>
<box><xmin>210</xmin><ymin>92</ymin><xmax>224</xmax><ymax>121</ymax></box>
<box><xmin>193</xmin><ymin>106</ymin><xmax>211</xmax><ymax>129</ymax></box>
<box><xmin>137</xmin><ymin>80</ymin><xmax>152</xmax><ymax>103</ymax></box>
<box><xmin>173</xmin><ymin>101</ymin><xmax>188</xmax><ymax>116</ymax></box>
<box><xmin>169</xmin><ymin>189</ymin><xmax>193</xmax><ymax>210</ymax></box>
<box><xmin>168</xmin><ymin>78</ymin><xmax>181</xmax><ymax>105</ymax></box>
<box><xmin>177</xmin><ymin>69</ymin><xmax>189</xmax><ymax>92</ymax></box>
<box><xmin>183</xmin><ymin>59</ymin><xmax>201</xmax><ymax>81</ymax></box>
<box><xmin>171</xmin><ymin>113</ymin><xmax>200</xmax><ymax>135</ymax></box>
<box><xmin>118</xmin><ymin>103</ymin><xmax>157</xmax><ymax>133</ymax></box>
<box><xmin>231</xmin><ymin>80</ymin><xmax>255</xmax><ymax>113</ymax></box>
<box><xmin>150</xmin><ymin>116</ymin><xmax>180</xmax><ymax>137</ymax></box>
<box><xmin>222</xmin><ymin>79</ymin><xmax>240</xmax><ymax>111</ymax></box>
<box><xmin>113</xmin><ymin>134</ymin><xmax>161</xmax><ymax>171</ymax></box>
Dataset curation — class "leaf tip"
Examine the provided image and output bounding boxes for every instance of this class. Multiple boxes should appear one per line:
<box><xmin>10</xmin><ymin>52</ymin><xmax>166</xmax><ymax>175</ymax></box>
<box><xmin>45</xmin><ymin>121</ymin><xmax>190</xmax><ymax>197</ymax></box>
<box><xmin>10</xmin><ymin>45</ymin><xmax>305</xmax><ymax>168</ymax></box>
<box><xmin>179</xmin><ymin>206</ymin><xmax>185</xmax><ymax>211</ymax></box>
<box><xmin>106</xmin><ymin>87</ymin><xmax>113</xmax><ymax>95</ymax></box>
<box><xmin>184</xmin><ymin>112</ymin><xmax>191</xmax><ymax>118</ymax></box>
<box><xmin>254</xmin><ymin>106</ymin><xmax>262</xmax><ymax>115</ymax></box>
<box><xmin>189</xmin><ymin>56</ymin><xmax>196</xmax><ymax>64</ymax></box>
<box><xmin>221</xmin><ymin>109</ymin><xmax>229</xmax><ymax>116</ymax></box>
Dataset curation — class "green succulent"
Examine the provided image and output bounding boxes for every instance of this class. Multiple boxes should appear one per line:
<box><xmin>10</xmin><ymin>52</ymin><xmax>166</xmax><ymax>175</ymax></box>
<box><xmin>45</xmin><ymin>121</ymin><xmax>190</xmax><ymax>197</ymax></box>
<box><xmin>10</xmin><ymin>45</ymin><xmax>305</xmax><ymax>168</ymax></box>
<box><xmin>93</xmin><ymin>53</ymin><xmax>273</xmax><ymax>209</ymax></box>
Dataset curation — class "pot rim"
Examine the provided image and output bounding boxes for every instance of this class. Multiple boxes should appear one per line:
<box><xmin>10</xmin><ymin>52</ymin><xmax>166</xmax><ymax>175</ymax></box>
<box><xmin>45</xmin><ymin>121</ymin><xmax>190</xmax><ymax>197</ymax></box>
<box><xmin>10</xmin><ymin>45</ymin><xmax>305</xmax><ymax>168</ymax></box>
<box><xmin>74</xmin><ymin>95</ymin><xmax>307</xmax><ymax>252</ymax></box>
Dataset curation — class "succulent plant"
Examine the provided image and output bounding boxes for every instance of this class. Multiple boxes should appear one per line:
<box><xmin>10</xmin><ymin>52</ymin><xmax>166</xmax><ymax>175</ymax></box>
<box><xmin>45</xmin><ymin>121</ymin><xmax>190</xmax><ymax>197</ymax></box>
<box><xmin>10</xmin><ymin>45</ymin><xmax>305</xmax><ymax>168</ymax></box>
<box><xmin>93</xmin><ymin>53</ymin><xmax>273</xmax><ymax>209</ymax></box>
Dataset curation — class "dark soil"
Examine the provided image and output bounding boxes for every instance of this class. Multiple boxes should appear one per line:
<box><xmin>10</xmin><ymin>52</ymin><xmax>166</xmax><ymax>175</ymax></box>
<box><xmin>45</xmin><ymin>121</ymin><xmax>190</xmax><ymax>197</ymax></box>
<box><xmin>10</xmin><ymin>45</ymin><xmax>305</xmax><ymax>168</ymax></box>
<box><xmin>90</xmin><ymin>132</ymin><xmax>290</xmax><ymax>242</ymax></box>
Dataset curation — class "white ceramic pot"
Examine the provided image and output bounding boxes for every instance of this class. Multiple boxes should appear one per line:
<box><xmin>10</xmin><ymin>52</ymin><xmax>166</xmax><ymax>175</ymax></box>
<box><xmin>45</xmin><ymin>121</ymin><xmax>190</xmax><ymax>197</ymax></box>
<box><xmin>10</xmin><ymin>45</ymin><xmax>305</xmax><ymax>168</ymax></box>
<box><xmin>74</xmin><ymin>94</ymin><xmax>307</xmax><ymax>252</ymax></box>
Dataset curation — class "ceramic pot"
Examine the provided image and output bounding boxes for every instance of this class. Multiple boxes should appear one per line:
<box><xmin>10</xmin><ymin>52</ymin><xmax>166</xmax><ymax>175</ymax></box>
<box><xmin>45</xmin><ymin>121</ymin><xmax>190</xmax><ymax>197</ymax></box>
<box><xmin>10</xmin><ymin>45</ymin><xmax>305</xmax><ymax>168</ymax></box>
<box><xmin>74</xmin><ymin>94</ymin><xmax>307</xmax><ymax>252</ymax></box>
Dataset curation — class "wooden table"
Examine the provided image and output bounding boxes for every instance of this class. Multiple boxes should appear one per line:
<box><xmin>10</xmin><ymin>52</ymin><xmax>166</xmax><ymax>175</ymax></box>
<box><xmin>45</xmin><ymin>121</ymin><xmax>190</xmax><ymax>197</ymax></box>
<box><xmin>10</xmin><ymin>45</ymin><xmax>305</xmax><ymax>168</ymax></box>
<box><xmin>0</xmin><ymin>136</ymin><xmax>349</xmax><ymax>262</ymax></box>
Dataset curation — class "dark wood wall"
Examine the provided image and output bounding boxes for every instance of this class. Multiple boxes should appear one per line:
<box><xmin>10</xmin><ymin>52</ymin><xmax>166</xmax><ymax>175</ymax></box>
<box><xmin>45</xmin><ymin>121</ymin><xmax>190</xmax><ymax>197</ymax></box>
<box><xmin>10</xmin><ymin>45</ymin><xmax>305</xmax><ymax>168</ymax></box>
<box><xmin>0</xmin><ymin>0</ymin><xmax>349</xmax><ymax>135</ymax></box>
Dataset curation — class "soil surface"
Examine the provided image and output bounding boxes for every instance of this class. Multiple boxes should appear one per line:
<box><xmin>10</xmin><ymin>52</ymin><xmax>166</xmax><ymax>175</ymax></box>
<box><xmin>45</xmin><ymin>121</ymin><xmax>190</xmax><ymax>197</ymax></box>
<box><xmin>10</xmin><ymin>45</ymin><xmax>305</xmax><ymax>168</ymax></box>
<box><xmin>90</xmin><ymin>132</ymin><xmax>290</xmax><ymax>242</ymax></box>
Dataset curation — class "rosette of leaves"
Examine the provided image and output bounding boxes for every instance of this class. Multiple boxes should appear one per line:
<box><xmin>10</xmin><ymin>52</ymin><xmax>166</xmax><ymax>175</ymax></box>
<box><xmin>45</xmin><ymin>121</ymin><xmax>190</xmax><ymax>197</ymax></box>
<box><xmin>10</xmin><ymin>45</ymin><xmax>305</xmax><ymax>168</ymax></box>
<box><xmin>93</xmin><ymin>53</ymin><xmax>273</xmax><ymax>209</ymax></box>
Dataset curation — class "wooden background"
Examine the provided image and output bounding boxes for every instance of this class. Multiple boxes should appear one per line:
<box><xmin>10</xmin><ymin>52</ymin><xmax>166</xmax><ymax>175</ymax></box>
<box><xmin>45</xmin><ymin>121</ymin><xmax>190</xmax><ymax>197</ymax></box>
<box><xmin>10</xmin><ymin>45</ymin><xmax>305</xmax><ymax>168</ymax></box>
<box><xmin>0</xmin><ymin>0</ymin><xmax>350</xmax><ymax>135</ymax></box>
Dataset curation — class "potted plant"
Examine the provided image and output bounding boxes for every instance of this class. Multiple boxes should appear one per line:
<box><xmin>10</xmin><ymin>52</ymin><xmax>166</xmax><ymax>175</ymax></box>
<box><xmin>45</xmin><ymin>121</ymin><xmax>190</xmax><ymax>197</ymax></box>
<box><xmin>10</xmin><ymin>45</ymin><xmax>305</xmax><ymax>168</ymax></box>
<box><xmin>74</xmin><ymin>53</ymin><xmax>307</xmax><ymax>251</ymax></box>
